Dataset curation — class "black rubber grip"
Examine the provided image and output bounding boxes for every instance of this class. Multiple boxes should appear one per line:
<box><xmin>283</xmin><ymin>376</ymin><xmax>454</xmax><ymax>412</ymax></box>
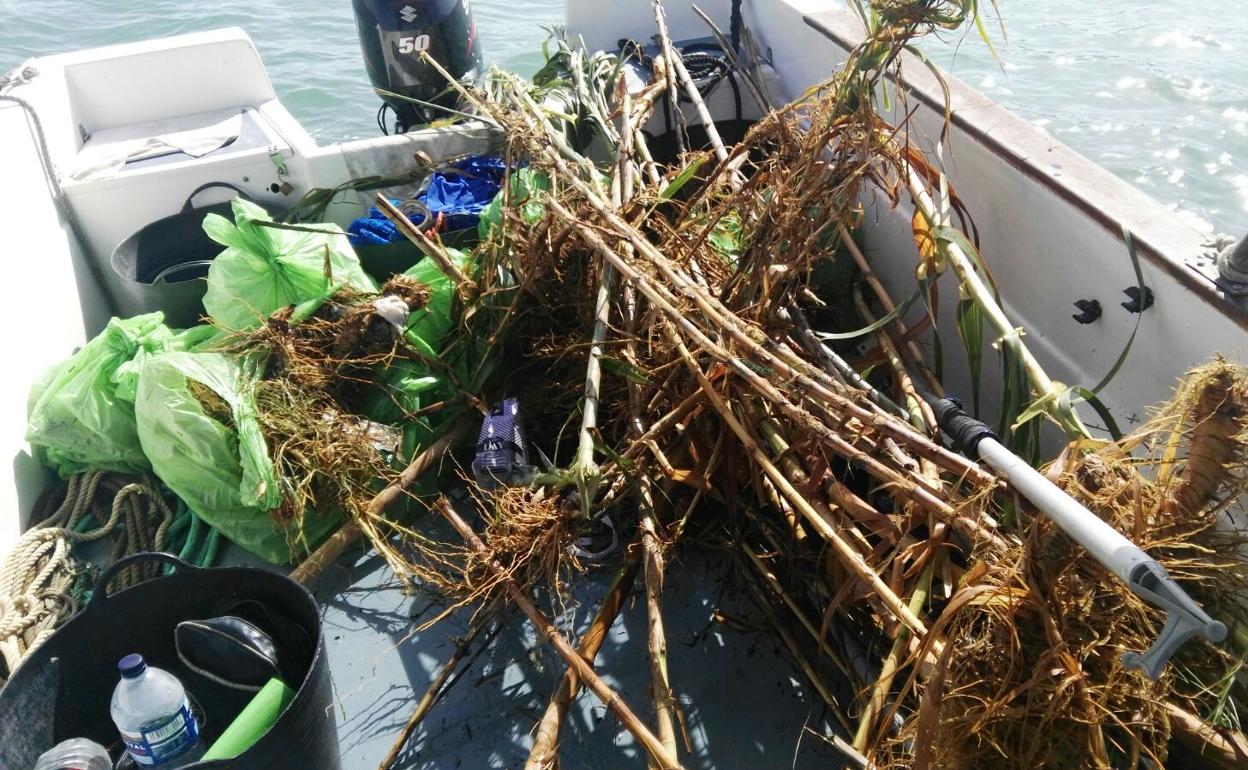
<box><xmin>930</xmin><ymin>397</ymin><xmax>998</xmax><ymax>458</ymax></box>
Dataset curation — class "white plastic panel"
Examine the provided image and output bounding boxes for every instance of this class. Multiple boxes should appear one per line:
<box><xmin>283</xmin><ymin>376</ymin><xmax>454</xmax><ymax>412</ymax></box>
<box><xmin>60</xmin><ymin>30</ymin><xmax>276</xmax><ymax>137</ymax></box>
<box><xmin>565</xmin><ymin>0</ymin><xmax>735</xmax><ymax>54</ymax></box>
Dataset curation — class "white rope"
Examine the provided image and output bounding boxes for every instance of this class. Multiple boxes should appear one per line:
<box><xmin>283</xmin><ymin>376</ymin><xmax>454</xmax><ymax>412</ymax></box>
<box><xmin>0</xmin><ymin>472</ymin><xmax>172</xmax><ymax>681</ymax></box>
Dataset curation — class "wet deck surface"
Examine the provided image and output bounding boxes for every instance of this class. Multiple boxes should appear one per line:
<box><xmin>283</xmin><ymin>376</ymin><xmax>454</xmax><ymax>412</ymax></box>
<box><xmin>314</xmin><ymin>546</ymin><xmax>848</xmax><ymax>769</ymax></box>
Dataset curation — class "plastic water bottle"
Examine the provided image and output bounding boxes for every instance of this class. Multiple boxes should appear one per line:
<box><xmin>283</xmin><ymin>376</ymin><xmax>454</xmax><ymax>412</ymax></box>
<box><xmin>31</xmin><ymin>738</ymin><xmax>112</xmax><ymax>770</ymax></box>
<box><xmin>110</xmin><ymin>654</ymin><xmax>205</xmax><ymax>768</ymax></box>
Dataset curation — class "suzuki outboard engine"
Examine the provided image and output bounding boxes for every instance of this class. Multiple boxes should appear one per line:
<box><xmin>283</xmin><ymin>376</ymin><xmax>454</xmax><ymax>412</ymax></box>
<box><xmin>352</xmin><ymin>0</ymin><xmax>483</xmax><ymax>131</ymax></box>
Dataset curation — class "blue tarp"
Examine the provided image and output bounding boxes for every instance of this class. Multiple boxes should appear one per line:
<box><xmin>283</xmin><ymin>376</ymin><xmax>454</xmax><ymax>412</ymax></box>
<box><xmin>348</xmin><ymin>155</ymin><xmax>506</xmax><ymax>246</ymax></box>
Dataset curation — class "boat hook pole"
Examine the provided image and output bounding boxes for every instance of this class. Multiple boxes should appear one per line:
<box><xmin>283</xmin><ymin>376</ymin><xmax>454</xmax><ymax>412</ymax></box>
<box><xmin>927</xmin><ymin>395</ymin><xmax>1227</xmax><ymax>679</ymax></box>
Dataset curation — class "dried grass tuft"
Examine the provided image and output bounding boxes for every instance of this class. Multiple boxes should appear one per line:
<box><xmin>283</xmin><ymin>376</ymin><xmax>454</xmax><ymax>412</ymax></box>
<box><xmin>884</xmin><ymin>360</ymin><xmax>1248</xmax><ymax>769</ymax></box>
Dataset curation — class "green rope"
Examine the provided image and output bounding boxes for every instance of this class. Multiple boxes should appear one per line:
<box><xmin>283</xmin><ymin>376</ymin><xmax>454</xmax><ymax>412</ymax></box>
<box><xmin>200</xmin><ymin>528</ymin><xmax>222</xmax><ymax>568</ymax></box>
<box><xmin>176</xmin><ymin>505</ymin><xmax>201</xmax><ymax>563</ymax></box>
<box><xmin>162</xmin><ymin>500</ymin><xmax>221</xmax><ymax>573</ymax></box>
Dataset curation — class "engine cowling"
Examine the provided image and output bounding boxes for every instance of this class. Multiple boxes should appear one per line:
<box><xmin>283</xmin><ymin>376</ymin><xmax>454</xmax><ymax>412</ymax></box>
<box><xmin>352</xmin><ymin>0</ymin><xmax>482</xmax><ymax>131</ymax></box>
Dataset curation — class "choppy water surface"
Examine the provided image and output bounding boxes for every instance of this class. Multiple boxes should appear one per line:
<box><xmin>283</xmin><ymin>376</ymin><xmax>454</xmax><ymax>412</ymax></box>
<box><xmin>928</xmin><ymin>2</ymin><xmax>1248</xmax><ymax>234</ymax></box>
<box><xmin>1</xmin><ymin>1</ymin><xmax>1244</xmax><ymax>233</ymax></box>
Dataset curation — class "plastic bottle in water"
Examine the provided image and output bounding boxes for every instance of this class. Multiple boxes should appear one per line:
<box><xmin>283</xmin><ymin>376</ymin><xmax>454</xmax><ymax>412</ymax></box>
<box><xmin>31</xmin><ymin>738</ymin><xmax>112</xmax><ymax>770</ymax></box>
<box><xmin>110</xmin><ymin>654</ymin><xmax>205</xmax><ymax>768</ymax></box>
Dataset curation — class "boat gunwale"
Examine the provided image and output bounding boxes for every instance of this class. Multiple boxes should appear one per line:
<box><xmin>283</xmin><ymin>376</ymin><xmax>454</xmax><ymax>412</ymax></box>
<box><xmin>801</xmin><ymin>9</ymin><xmax>1248</xmax><ymax>333</ymax></box>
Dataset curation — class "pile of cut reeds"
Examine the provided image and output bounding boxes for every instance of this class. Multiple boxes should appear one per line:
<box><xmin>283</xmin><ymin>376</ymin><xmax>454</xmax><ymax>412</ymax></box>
<box><xmin>291</xmin><ymin>3</ymin><xmax>1248</xmax><ymax>768</ymax></box>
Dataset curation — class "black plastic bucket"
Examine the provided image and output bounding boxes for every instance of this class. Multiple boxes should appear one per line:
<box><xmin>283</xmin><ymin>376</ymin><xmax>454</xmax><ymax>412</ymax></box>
<box><xmin>108</xmin><ymin>183</ymin><xmax>277</xmax><ymax>329</ymax></box>
<box><xmin>0</xmin><ymin>552</ymin><xmax>339</xmax><ymax>769</ymax></box>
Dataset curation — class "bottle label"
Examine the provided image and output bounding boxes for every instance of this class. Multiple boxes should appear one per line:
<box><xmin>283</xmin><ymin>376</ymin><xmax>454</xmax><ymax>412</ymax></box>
<box><xmin>121</xmin><ymin>699</ymin><xmax>199</xmax><ymax>766</ymax></box>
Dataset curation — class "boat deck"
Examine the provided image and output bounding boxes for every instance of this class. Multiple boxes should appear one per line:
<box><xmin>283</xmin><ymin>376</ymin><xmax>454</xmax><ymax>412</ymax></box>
<box><xmin>316</xmin><ymin>546</ymin><xmax>848</xmax><ymax>769</ymax></box>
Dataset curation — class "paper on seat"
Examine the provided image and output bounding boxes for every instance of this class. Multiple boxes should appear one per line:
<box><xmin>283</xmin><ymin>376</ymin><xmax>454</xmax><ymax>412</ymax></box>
<box><xmin>72</xmin><ymin>108</ymin><xmax>244</xmax><ymax>181</ymax></box>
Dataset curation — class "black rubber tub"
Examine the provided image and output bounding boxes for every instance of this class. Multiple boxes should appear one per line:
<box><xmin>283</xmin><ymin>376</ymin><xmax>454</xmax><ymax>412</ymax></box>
<box><xmin>0</xmin><ymin>552</ymin><xmax>339</xmax><ymax>769</ymax></box>
<box><xmin>108</xmin><ymin>183</ymin><xmax>280</xmax><ymax>329</ymax></box>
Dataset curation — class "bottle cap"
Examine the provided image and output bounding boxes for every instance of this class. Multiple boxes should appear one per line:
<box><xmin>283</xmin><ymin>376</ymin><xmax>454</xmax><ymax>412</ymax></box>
<box><xmin>118</xmin><ymin>653</ymin><xmax>147</xmax><ymax>679</ymax></box>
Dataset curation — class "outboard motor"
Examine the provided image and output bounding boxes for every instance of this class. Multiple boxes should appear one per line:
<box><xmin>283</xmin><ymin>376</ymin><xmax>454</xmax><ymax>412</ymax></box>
<box><xmin>352</xmin><ymin>0</ymin><xmax>483</xmax><ymax>131</ymax></box>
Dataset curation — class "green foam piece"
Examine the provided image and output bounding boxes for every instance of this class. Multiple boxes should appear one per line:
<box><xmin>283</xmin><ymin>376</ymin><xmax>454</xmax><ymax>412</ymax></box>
<box><xmin>201</xmin><ymin>678</ymin><xmax>295</xmax><ymax>761</ymax></box>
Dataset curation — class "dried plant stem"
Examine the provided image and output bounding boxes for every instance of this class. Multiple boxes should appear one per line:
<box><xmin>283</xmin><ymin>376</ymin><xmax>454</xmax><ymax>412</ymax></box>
<box><xmin>660</xmin><ymin>326</ymin><xmax>932</xmax><ymax>641</ymax></box>
<box><xmin>689</xmin><ymin>3</ymin><xmax>772</xmax><ymax>113</ymax></box>
<box><xmin>618</xmin><ymin>82</ymin><xmax>680</xmax><ymax>759</ymax></box>
<box><xmin>540</xmin><ymin>171</ymin><xmax>991</xmax><ymax>490</ymax></box>
<box><xmin>377</xmin><ymin>195</ymin><xmax>476</xmax><ymax>293</ymax></box>
<box><xmin>525</xmin><ymin>553</ymin><xmax>642</xmax><ymax>770</ymax></box>
<box><xmin>743</xmin><ymin>569</ymin><xmax>852</xmax><ymax>733</ymax></box>
<box><xmin>741</xmin><ymin>546</ymin><xmax>851</xmax><ymax>680</ymax></box>
<box><xmin>573</xmin><ymin>256</ymin><xmax>614</xmax><ymax>485</ymax></box>
<box><xmin>648</xmin><ymin>3</ymin><xmax>686</xmax><ymax>155</ymax></box>
<box><xmin>291</xmin><ymin>428</ymin><xmax>463</xmax><ymax>584</ymax></box>
<box><xmin>435</xmin><ymin>497</ymin><xmax>686</xmax><ymax>770</ymax></box>
<box><xmin>641</xmin><ymin>511</ymin><xmax>678</xmax><ymax>766</ymax></box>
<box><xmin>1167</xmin><ymin>702</ymin><xmax>1248</xmax><ymax>770</ymax></box>
<box><xmin>291</xmin><ymin>522</ymin><xmax>361</xmax><ymax>585</ymax></box>
<box><xmin>785</xmin><ymin>305</ymin><xmax>907</xmax><ymax>418</ymax></box>
<box><xmin>852</xmin><ymin>561</ymin><xmax>932</xmax><ymax>753</ymax></box>
<box><xmin>652</xmin><ymin>1</ymin><xmax>729</xmax><ymax>164</ymax></box>
<box><xmin>854</xmin><ymin>285</ymin><xmax>926</xmax><ymax>430</ymax></box>
<box><xmin>380</xmin><ymin>618</ymin><xmax>492</xmax><ymax>770</ymax></box>
<box><xmin>554</xmin><ymin>202</ymin><xmax>995</xmax><ymax>548</ymax></box>
<box><xmin>903</xmin><ymin>167</ymin><xmax>1088</xmax><ymax>439</ymax></box>
<box><xmin>839</xmin><ymin>225</ymin><xmax>942</xmax><ymax>397</ymax></box>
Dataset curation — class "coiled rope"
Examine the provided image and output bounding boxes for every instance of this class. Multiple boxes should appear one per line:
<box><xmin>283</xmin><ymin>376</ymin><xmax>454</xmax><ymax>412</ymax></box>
<box><xmin>0</xmin><ymin>472</ymin><xmax>175</xmax><ymax>681</ymax></box>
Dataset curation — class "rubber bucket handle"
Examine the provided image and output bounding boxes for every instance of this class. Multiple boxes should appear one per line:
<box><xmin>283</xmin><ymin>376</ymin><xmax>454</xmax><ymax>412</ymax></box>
<box><xmin>183</xmin><ymin>182</ymin><xmax>249</xmax><ymax>213</ymax></box>
<box><xmin>88</xmin><ymin>552</ymin><xmax>200</xmax><ymax>610</ymax></box>
<box><xmin>150</xmin><ymin>260</ymin><xmax>215</xmax><ymax>286</ymax></box>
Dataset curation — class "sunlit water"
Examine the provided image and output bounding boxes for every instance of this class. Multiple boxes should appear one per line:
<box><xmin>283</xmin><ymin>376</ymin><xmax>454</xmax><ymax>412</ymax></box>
<box><xmin>1</xmin><ymin>1</ymin><xmax>1244</xmax><ymax>234</ymax></box>
<box><xmin>927</xmin><ymin>2</ymin><xmax>1248</xmax><ymax>235</ymax></box>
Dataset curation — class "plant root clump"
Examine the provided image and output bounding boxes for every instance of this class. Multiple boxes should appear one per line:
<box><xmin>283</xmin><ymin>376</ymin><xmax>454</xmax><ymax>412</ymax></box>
<box><xmin>218</xmin><ymin>282</ymin><xmax>439</xmax><ymax>553</ymax></box>
<box><xmin>400</xmin><ymin>486</ymin><xmax>585</xmax><ymax>629</ymax></box>
<box><xmin>887</xmin><ymin>359</ymin><xmax>1248</xmax><ymax>769</ymax></box>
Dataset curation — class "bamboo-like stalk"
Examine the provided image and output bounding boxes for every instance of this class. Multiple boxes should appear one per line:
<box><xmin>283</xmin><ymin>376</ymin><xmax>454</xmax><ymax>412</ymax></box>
<box><xmin>538</xmin><ymin>162</ymin><xmax>995</xmax><ymax>490</ymax></box>
<box><xmin>902</xmin><ymin>167</ymin><xmax>1089</xmax><ymax>439</ymax></box>
<box><xmin>852</xmin><ymin>562</ymin><xmax>932</xmax><ymax>753</ymax></box>
<box><xmin>380</xmin><ymin>619</ymin><xmax>492</xmax><ymax>770</ymax></box>
<box><xmin>617</xmin><ymin>80</ymin><xmax>681</xmax><ymax>765</ymax></box>
<box><xmin>649</xmin><ymin>3</ymin><xmax>687</xmax><ymax>155</ymax></box>
<box><xmin>743</xmin><ymin>568</ymin><xmax>853</xmax><ymax>733</ymax></box>
<box><xmin>571</xmin><ymin>244</ymin><xmax>613</xmax><ymax>491</ymax></box>
<box><xmin>1167</xmin><ymin>702</ymin><xmax>1248</xmax><ymax>770</ymax></box>
<box><xmin>652</xmin><ymin>11</ymin><xmax>726</xmax><ymax>159</ymax></box>
<box><xmin>434</xmin><ymin>497</ymin><xmax>687</xmax><ymax>770</ymax></box>
<box><xmin>525</xmin><ymin>554</ymin><xmax>642</xmax><ymax>770</ymax></box>
<box><xmin>552</xmin><ymin>200</ymin><xmax>999</xmax><ymax>549</ymax></box>
<box><xmin>740</xmin><ymin>546</ymin><xmax>852</xmax><ymax>681</ymax></box>
<box><xmin>853</xmin><ymin>284</ymin><xmax>938</xmax><ymax>433</ymax></box>
<box><xmin>839</xmin><ymin>224</ymin><xmax>942</xmax><ymax>398</ymax></box>
<box><xmin>641</xmin><ymin>512</ymin><xmax>678</xmax><ymax>765</ymax></box>
<box><xmin>783</xmin><ymin>305</ymin><xmax>908</xmax><ymax>419</ymax></box>
<box><xmin>689</xmin><ymin>4</ymin><xmax>772</xmax><ymax>113</ymax></box>
<box><xmin>377</xmin><ymin>195</ymin><xmax>476</xmax><ymax>294</ymax></box>
<box><xmin>657</xmin><ymin>324</ymin><xmax>933</xmax><ymax>641</ymax></box>
<box><xmin>291</xmin><ymin>428</ymin><xmax>463</xmax><ymax>584</ymax></box>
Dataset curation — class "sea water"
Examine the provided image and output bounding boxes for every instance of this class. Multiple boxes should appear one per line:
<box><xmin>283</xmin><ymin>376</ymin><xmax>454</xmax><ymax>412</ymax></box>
<box><xmin>0</xmin><ymin>0</ymin><xmax>1244</xmax><ymax>233</ymax></box>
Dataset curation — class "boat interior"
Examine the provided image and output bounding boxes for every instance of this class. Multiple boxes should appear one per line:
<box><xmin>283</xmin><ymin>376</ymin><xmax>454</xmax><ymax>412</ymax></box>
<box><xmin>1</xmin><ymin>1</ymin><xmax>1244</xmax><ymax>767</ymax></box>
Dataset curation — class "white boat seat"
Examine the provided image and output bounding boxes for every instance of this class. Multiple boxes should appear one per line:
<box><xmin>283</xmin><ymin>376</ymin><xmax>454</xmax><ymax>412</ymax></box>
<box><xmin>71</xmin><ymin>106</ymin><xmax>279</xmax><ymax>180</ymax></box>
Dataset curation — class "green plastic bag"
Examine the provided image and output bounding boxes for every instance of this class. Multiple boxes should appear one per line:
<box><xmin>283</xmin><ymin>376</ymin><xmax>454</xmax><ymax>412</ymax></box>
<box><xmin>365</xmin><ymin>249</ymin><xmax>478</xmax><ymax>460</ymax></box>
<box><xmin>202</xmin><ymin>198</ymin><xmax>378</xmax><ymax>331</ymax></box>
<box><xmin>134</xmin><ymin>350</ymin><xmax>338</xmax><ymax>564</ymax></box>
<box><xmin>478</xmin><ymin>168</ymin><xmax>551</xmax><ymax>242</ymax></box>
<box><xmin>26</xmin><ymin>313</ymin><xmax>187</xmax><ymax>477</ymax></box>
